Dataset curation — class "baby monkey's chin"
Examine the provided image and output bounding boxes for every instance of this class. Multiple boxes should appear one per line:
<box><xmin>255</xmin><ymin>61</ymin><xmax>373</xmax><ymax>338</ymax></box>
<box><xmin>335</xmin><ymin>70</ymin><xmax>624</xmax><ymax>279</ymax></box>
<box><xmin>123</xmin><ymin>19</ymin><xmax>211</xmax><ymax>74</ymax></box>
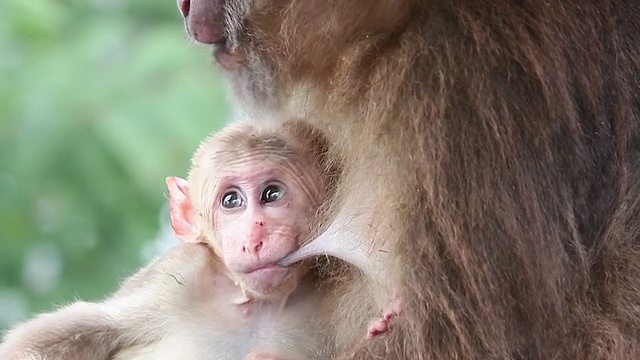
<box><xmin>238</xmin><ymin>266</ymin><xmax>299</xmax><ymax>300</ymax></box>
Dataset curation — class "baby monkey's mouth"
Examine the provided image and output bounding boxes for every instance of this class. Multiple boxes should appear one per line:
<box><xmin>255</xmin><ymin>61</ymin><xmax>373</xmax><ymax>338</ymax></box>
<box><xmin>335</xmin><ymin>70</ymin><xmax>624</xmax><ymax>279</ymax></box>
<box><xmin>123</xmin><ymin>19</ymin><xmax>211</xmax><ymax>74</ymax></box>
<box><xmin>241</xmin><ymin>265</ymin><xmax>293</xmax><ymax>293</ymax></box>
<box><xmin>243</xmin><ymin>263</ymin><xmax>281</xmax><ymax>274</ymax></box>
<box><xmin>236</xmin><ymin>257</ymin><xmax>290</xmax><ymax>275</ymax></box>
<box><xmin>276</xmin><ymin>253</ymin><xmax>294</xmax><ymax>267</ymax></box>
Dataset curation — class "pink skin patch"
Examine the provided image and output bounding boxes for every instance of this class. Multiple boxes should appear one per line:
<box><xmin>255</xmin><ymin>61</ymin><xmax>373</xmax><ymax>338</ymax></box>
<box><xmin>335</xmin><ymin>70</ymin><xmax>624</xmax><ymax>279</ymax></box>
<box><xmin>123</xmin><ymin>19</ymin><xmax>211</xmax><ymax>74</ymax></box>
<box><xmin>244</xmin><ymin>351</ymin><xmax>289</xmax><ymax>360</ymax></box>
<box><xmin>366</xmin><ymin>291</ymin><xmax>403</xmax><ymax>339</ymax></box>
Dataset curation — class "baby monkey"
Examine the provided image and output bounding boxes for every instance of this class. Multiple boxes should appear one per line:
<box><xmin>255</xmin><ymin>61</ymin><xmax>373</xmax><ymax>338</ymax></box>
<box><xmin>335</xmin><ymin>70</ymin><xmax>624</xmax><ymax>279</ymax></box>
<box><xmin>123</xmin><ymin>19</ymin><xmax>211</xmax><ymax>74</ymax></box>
<box><xmin>0</xmin><ymin>120</ymin><xmax>338</xmax><ymax>360</ymax></box>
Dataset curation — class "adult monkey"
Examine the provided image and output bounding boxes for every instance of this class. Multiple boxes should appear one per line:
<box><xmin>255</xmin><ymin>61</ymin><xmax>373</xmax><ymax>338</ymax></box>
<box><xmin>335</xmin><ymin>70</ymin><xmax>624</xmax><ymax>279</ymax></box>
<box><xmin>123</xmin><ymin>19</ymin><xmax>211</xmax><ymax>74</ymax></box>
<box><xmin>178</xmin><ymin>0</ymin><xmax>640</xmax><ymax>359</ymax></box>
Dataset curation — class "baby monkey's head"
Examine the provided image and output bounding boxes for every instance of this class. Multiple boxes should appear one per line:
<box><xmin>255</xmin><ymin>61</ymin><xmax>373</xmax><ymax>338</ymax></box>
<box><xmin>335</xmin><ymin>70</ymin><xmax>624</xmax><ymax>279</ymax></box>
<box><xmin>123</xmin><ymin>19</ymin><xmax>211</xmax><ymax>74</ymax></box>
<box><xmin>167</xmin><ymin>120</ymin><xmax>336</xmax><ymax>300</ymax></box>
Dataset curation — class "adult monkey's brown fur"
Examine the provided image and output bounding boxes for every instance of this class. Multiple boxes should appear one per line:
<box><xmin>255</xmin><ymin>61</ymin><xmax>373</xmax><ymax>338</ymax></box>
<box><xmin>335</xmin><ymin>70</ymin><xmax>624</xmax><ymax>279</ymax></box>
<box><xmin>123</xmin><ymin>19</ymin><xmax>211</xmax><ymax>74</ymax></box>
<box><xmin>179</xmin><ymin>0</ymin><xmax>640</xmax><ymax>358</ymax></box>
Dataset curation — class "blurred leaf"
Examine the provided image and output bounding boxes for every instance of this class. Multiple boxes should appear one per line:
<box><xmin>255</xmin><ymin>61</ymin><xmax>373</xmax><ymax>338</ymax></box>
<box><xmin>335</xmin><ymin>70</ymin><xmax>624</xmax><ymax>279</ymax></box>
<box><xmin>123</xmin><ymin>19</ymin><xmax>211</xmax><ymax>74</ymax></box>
<box><xmin>0</xmin><ymin>0</ymin><xmax>231</xmax><ymax>328</ymax></box>
<box><xmin>5</xmin><ymin>0</ymin><xmax>65</xmax><ymax>44</ymax></box>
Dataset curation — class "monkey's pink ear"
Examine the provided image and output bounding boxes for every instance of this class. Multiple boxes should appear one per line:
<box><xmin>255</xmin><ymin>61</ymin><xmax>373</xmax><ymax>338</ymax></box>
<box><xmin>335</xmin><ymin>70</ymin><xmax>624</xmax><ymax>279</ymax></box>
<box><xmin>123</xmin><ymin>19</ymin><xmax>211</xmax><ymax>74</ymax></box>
<box><xmin>166</xmin><ymin>176</ymin><xmax>200</xmax><ymax>244</ymax></box>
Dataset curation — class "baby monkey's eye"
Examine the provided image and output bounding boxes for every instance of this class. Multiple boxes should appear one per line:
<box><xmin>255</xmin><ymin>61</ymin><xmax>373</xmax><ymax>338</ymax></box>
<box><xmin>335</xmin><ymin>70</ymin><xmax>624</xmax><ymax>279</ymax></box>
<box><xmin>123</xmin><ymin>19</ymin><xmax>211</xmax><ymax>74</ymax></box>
<box><xmin>221</xmin><ymin>191</ymin><xmax>243</xmax><ymax>209</ymax></box>
<box><xmin>261</xmin><ymin>185</ymin><xmax>286</xmax><ymax>203</ymax></box>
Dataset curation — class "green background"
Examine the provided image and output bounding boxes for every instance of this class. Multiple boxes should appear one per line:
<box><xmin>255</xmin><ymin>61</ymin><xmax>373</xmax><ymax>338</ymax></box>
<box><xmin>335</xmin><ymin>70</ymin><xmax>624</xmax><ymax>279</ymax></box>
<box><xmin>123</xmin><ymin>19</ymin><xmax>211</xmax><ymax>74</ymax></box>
<box><xmin>0</xmin><ymin>0</ymin><xmax>230</xmax><ymax>330</ymax></box>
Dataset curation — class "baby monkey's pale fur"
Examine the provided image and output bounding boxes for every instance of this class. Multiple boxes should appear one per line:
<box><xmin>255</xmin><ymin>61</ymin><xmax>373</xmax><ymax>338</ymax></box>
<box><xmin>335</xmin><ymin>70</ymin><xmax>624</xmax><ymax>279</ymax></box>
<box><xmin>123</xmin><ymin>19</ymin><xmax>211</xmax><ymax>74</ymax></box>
<box><xmin>0</xmin><ymin>120</ymin><xmax>345</xmax><ymax>360</ymax></box>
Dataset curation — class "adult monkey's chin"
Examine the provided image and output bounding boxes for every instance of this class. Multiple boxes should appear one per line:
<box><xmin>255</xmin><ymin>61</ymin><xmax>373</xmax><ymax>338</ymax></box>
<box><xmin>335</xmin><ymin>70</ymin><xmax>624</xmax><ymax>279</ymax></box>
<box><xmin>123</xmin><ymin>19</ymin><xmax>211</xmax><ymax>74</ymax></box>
<box><xmin>214</xmin><ymin>44</ymin><xmax>248</xmax><ymax>71</ymax></box>
<box><xmin>177</xmin><ymin>0</ymin><xmax>250</xmax><ymax>70</ymax></box>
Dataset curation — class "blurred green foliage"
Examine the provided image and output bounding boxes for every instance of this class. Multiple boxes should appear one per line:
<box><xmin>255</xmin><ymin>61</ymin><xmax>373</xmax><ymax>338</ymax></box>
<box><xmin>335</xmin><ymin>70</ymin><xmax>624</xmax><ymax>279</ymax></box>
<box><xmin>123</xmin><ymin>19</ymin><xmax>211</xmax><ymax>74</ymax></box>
<box><xmin>0</xmin><ymin>0</ymin><xmax>231</xmax><ymax>329</ymax></box>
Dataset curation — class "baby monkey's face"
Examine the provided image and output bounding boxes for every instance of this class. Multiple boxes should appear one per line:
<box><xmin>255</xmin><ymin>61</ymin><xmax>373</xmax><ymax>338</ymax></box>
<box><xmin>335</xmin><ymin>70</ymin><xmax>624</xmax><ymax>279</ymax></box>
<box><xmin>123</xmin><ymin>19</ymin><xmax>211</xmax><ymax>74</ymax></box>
<box><xmin>208</xmin><ymin>156</ymin><xmax>322</xmax><ymax>299</ymax></box>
